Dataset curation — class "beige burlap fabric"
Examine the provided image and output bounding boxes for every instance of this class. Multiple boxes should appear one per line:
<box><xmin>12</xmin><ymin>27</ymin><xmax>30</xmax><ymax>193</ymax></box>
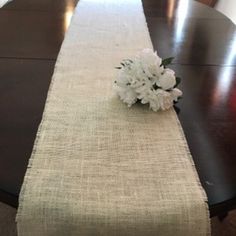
<box><xmin>16</xmin><ymin>0</ymin><xmax>210</xmax><ymax>235</ymax></box>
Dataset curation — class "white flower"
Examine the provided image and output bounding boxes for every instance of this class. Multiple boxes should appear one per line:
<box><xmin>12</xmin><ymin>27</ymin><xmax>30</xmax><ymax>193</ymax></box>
<box><xmin>157</xmin><ymin>68</ymin><xmax>176</xmax><ymax>90</ymax></box>
<box><xmin>170</xmin><ymin>88</ymin><xmax>183</xmax><ymax>101</ymax></box>
<box><xmin>158</xmin><ymin>90</ymin><xmax>174</xmax><ymax>110</ymax></box>
<box><xmin>143</xmin><ymin>89</ymin><xmax>173</xmax><ymax>111</ymax></box>
<box><xmin>114</xmin><ymin>49</ymin><xmax>182</xmax><ymax>112</ymax></box>
<box><xmin>139</xmin><ymin>49</ymin><xmax>162</xmax><ymax>70</ymax></box>
<box><xmin>138</xmin><ymin>48</ymin><xmax>164</xmax><ymax>83</ymax></box>
<box><xmin>114</xmin><ymin>84</ymin><xmax>137</xmax><ymax>107</ymax></box>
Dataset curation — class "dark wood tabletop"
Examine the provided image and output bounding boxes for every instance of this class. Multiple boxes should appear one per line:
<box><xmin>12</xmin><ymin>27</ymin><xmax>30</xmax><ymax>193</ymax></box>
<box><xmin>0</xmin><ymin>0</ymin><xmax>236</xmax><ymax>218</ymax></box>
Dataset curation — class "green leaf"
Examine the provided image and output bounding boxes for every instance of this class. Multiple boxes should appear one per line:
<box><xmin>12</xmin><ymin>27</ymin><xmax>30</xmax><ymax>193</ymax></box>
<box><xmin>174</xmin><ymin>77</ymin><xmax>181</xmax><ymax>88</ymax></box>
<box><xmin>161</xmin><ymin>57</ymin><xmax>174</xmax><ymax>68</ymax></box>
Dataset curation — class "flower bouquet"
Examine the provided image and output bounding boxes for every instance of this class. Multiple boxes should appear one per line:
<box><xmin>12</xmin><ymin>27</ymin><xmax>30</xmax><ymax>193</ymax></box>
<box><xmin>114</xmin><ymin>49</ymin><xmax>182</xmax><ymax>111</ymax></box>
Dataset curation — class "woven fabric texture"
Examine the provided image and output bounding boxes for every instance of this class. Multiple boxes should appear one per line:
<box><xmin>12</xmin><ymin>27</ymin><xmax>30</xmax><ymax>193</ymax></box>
<box><xmin>16</xmin><ymin>0</ymin><xmax>210</xmax><ymax>235</ymax></box>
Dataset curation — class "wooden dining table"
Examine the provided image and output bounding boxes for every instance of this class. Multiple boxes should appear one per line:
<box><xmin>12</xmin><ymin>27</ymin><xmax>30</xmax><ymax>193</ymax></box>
<box><xmin>0</xmin><ymin>0</ymin><xmax>236</xmax><ymax>218</ymax></box>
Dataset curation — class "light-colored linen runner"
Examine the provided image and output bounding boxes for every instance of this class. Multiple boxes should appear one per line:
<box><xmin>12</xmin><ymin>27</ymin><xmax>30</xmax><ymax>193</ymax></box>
<box><xmin>16</xmin><ymin>0</ymin><xmax>210</xmax><ymax>235</ymax></box>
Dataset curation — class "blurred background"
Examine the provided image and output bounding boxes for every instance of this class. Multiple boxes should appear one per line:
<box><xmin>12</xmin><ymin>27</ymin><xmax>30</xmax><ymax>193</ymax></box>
<box><xmin>197</xmin><ymin>0</ymin><xmax>236</xmax><ymax>24</ymax></box>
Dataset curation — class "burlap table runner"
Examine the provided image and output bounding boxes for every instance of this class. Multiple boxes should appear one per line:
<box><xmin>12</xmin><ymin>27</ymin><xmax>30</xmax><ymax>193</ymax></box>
<box><xmin>16</xmin><ymin>0</ymin><xmax>210</xmax><ymax>235</ymax></box>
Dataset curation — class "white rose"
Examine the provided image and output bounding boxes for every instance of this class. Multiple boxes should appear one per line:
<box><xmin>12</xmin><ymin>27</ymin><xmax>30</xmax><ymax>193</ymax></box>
<box><xmin>170</xmin><ymin>88</ymin><xmax>183</xmax><ymax>101</ymax></box>
<box><xmin>140</xmin><ymin>89</ymin><xmax>173</xmax><ymax>111</ymax></box>
<box><xmin>160</xmin><ymin>94</ymin><xmax>173</xmax><ymax>110</ymax></box>
<box><xmin>116</xmin><ymin>72</ymin><xmax>130</xmax><ymax>88</ymax></box>
<box><xmin>139</xmin><ymin>49</ymin><xmax>162</xmax><ymax>68</ymax></box>
<box><xmin>138</xmin><ymin>48</ymin><xmax>164</xmax><ymax>82</ymax></box>
<box><xmin>155</xmin><ymin>89</ymin><xmax>173</xmax><ymax>110</ymax></box>
<box><xmin>114</xmin><ymin>85</ymin><xmax>137</xmax><ymax>107</ymax></box>
<box><xmin>157</xmin><ymin>68</ymin><xmax>176</xmax><ymax>90</ymax></box>
<box><xmin>146</xmin><ymin>89</ymin><xmax>162</xmax><ymax>111</ymax></box>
